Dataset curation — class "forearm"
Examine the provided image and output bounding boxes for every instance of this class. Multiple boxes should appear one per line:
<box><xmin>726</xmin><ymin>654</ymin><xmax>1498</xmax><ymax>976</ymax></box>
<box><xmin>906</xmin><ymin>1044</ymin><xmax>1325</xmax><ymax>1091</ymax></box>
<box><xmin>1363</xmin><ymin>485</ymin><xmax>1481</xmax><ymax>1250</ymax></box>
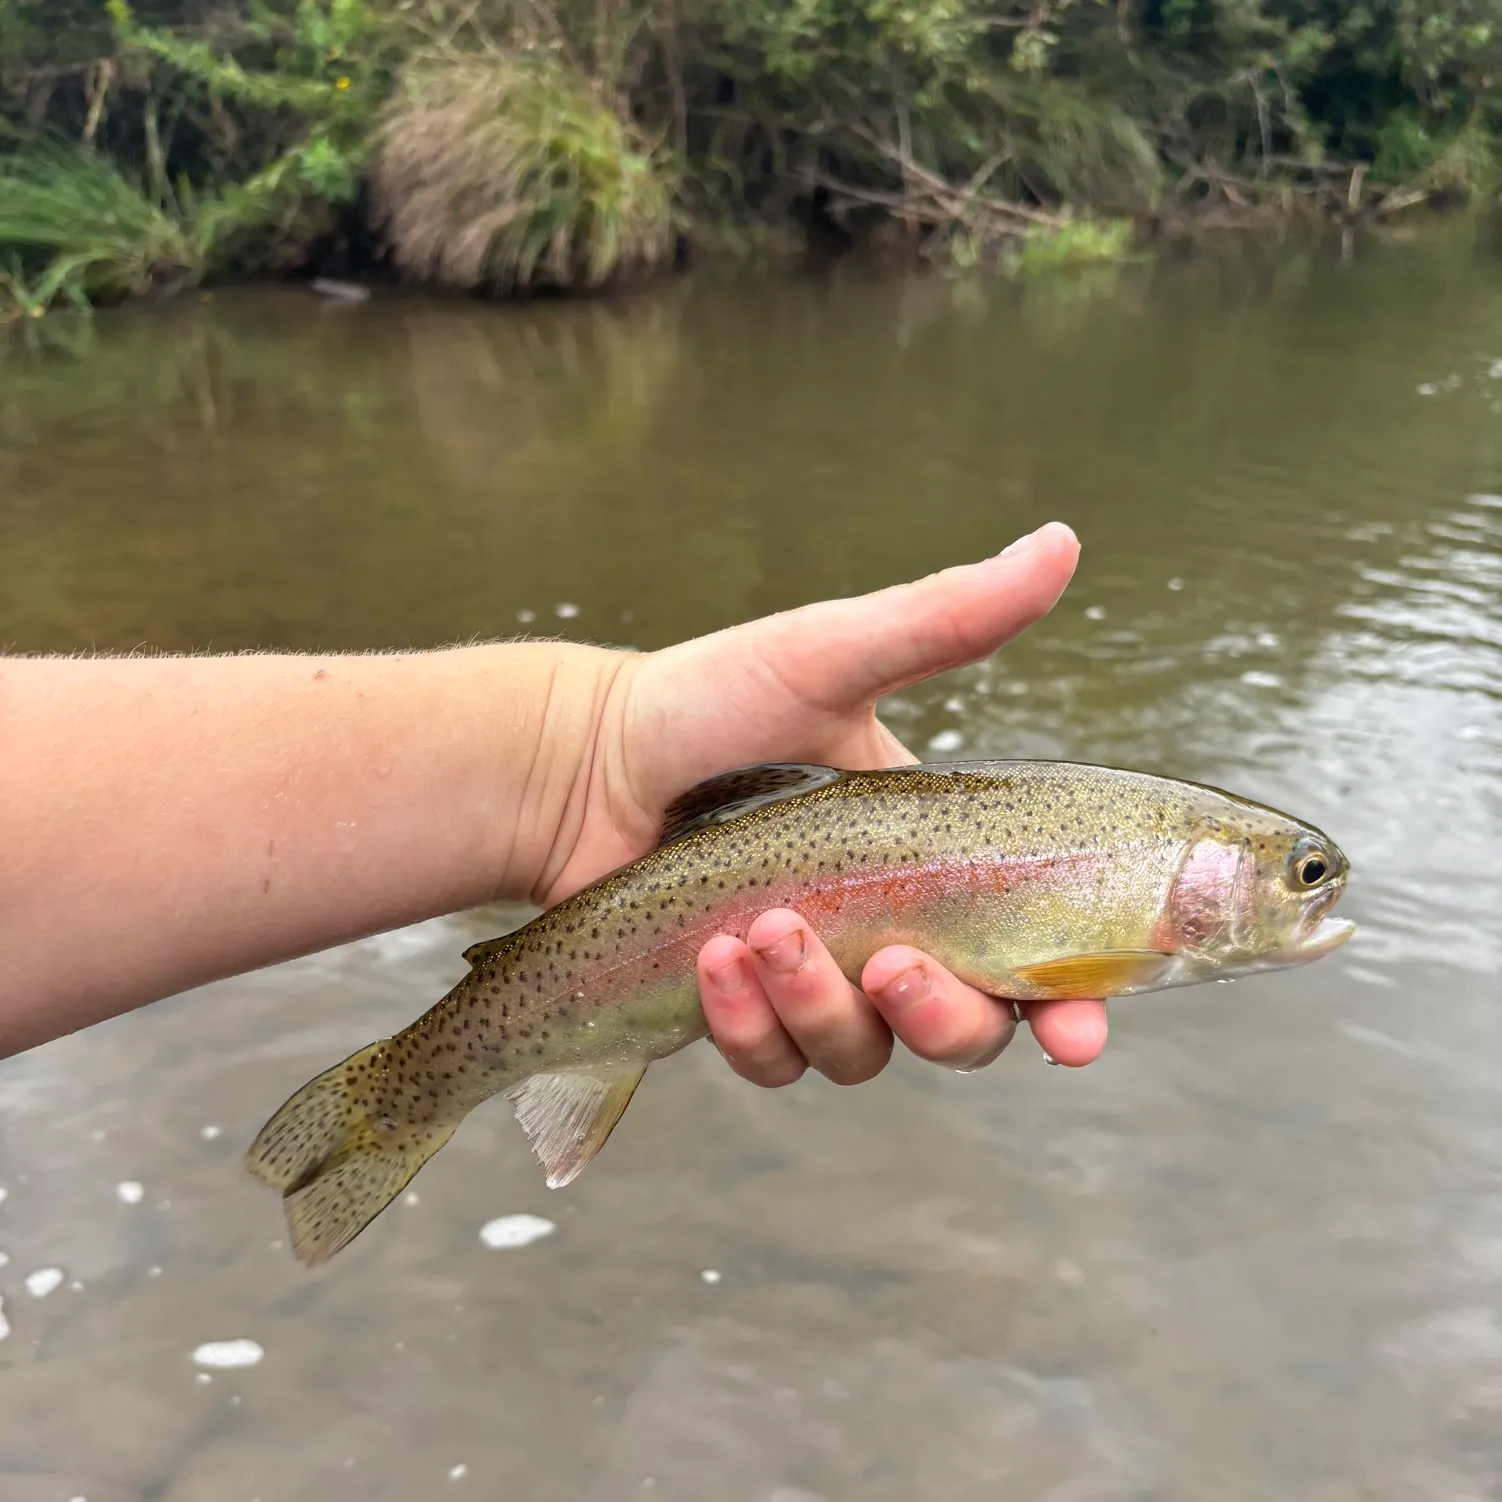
<box><xmin>0</xmin><ymin>643</ymin><xmax>621</xmax><ymax>1056</ymax></box>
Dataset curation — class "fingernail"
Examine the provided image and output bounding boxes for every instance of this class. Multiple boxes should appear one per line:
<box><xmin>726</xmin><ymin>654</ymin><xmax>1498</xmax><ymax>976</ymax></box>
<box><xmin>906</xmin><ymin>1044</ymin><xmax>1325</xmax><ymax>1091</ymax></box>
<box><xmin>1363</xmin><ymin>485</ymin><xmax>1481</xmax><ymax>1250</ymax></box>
<box><xmin>709</xmin><ymin>959</ymin><xmax>745</xmax><ymax>993</ymax></box>
<box><xmin>878</xmin><ymin>963</ymin><xmax>930</xmax><ymax>1010</ymax></box>
<box><xmin>999</xmin><ymin>525</ymin><xmax>1046</xmax><ymax>558</ymax></box>
<box><xmin>1042</xmin><ymin>1052</ymin><xmax>1058</xmax><ymax>1066</ymax></box>
<box><xmin>754</xmin><ymin>928</ymin><xmax>806</xmax><ymax>975</ymax></box>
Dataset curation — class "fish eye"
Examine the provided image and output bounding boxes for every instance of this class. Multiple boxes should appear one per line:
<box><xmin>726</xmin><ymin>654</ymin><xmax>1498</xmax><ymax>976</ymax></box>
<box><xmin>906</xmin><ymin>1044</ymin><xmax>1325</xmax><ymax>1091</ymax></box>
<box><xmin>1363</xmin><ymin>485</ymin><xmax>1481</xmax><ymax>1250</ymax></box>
<box><xmin>1291</xmin><ymin>844</ymin><xmax>1332</xmax><ymax>888</ymax></box>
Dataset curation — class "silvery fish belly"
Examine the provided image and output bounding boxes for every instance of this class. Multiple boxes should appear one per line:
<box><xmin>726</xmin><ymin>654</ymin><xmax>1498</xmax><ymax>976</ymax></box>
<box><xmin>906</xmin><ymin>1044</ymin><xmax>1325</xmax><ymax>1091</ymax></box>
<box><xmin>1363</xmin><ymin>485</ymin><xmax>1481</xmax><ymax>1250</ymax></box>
<box><xmin>245</xmin><ymin>759</ymin><xmax>1354</xmax><ymax>1264</ymax></box>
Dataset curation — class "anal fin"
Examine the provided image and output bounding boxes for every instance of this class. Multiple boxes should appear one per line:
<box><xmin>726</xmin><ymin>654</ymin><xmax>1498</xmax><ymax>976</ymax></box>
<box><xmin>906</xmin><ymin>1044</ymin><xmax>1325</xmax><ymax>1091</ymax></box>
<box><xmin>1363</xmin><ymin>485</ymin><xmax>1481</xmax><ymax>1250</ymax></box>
<box><xmin>1010</xmin><ymin>950</ymin><xmax>1174</xmax><ymax>999</ymax></box>
<box><xmin>504</xmin><ymin>1062</ymin><xmax>648</xmax><ymax>1188</ymax></box>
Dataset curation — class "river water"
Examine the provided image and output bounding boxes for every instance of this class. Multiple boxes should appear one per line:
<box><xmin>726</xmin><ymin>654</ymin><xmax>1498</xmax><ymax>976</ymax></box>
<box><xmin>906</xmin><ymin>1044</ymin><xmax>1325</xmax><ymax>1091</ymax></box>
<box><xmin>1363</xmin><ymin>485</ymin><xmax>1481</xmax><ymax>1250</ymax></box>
<box><xmin>2</xmin><ymin>229</ymin><xmax>1500</xmax><ymax>1501</ymax></box>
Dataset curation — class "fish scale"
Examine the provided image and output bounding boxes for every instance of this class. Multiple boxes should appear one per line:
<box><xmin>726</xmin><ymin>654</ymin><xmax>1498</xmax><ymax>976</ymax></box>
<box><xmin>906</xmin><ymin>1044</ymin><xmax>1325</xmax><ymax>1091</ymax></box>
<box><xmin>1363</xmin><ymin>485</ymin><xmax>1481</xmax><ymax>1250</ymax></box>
<box><xmin>246</xmin><ymin>759</ymin><xmax>1353</xmax><ymax>1265</ymax></box>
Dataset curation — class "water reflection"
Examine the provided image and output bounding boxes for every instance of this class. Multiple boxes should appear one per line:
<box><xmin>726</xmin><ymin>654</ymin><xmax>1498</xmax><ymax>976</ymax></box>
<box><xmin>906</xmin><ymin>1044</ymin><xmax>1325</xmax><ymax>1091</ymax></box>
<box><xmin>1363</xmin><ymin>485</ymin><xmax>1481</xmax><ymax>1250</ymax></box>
<box><xmin>2</xmin><ymin>229</ymin><xmax>1502</xmax><ymax>1500</ymax></box>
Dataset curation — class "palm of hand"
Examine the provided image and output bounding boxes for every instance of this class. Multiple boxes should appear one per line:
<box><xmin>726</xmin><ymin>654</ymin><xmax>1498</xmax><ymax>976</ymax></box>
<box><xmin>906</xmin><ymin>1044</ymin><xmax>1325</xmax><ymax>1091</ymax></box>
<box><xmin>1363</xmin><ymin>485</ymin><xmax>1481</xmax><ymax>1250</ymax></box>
<box><xmin>541</xmin><ymin>524</ymin><xmax>1108</xmax><ymax>1079</ymax></box>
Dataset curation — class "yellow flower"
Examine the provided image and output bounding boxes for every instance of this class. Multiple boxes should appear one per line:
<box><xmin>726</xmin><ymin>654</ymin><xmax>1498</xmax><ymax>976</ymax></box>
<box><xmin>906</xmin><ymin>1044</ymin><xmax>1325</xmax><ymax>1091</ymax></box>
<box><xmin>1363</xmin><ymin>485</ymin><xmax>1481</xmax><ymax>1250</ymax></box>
<box><xmin>336</xmin><ymin>76</ymin><xmax>351</xmax><ymax>90</ymax></box>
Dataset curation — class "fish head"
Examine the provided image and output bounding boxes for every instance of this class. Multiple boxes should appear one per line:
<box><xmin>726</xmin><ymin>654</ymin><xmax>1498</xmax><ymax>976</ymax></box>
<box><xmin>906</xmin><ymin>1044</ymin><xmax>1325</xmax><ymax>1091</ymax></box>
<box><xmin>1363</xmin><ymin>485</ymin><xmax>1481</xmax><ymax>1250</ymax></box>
<box><xmin>1165</xmin><ymin>801</ymin><xmax>1353</xmax><ymax>981</ymax></box>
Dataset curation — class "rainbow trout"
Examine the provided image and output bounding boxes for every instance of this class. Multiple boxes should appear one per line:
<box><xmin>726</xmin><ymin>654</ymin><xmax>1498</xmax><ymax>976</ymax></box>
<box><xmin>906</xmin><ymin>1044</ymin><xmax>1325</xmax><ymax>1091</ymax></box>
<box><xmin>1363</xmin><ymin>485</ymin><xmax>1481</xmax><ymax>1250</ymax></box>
<box><xmin>247</xmin><ymin>760</ymin><xmax>1353</xmax><ymax>1264</ymax></box>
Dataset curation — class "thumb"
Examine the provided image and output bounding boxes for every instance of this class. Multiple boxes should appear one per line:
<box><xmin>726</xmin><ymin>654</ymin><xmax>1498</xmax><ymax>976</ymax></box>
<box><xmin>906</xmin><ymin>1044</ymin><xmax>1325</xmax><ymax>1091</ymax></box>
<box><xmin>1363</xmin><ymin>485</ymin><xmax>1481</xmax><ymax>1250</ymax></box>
<box><xmin>735</xmin><ymin>521</ymin><xmax>1080</xmax><ymax>713</ymax></box>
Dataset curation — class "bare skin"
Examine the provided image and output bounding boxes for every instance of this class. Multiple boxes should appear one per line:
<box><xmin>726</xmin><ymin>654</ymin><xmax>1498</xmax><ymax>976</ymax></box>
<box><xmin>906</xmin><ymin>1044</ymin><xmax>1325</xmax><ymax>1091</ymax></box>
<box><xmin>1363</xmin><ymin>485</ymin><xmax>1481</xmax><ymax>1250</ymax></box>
<box><xmin>0</xmin><ymin>521</ymin><xmax>1106</xmax><ymax>1075</ymax></box>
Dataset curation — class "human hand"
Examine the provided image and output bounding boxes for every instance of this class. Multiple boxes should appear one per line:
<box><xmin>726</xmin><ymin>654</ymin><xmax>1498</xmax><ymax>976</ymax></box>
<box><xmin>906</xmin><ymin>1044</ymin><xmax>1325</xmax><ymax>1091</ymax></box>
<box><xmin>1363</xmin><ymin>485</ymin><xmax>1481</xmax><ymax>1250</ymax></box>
<box><xmin>542</xmin><ymin>521</ymin><xmax>1108</xmax><ymax>1081</ymax></box>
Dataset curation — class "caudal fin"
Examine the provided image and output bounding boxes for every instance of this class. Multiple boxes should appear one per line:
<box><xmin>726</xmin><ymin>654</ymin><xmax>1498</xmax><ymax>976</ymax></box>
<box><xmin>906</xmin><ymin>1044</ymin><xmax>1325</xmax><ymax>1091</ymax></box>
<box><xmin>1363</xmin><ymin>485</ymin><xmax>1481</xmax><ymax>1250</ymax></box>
<box><xmin>245</xmin><ymin>1042</ymin><xmax>455</xmax><ymax>1266</ymax></box>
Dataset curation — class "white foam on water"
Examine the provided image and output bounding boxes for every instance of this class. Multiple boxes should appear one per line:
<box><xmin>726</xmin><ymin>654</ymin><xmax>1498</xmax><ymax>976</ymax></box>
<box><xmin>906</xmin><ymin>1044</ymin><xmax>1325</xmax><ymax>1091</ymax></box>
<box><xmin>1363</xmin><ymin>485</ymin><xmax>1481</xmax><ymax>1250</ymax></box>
<box><xmin>403</xmin><ymin>1191</ymin><xmax>420</xmax><ymax>1207</ymax></box>
<box><xmin>192</xmin><ymin>1338</ymin><xmax>265</xmax><ymax>1369</ymax></box>
<box><xmin>148</xmin><ymin>1265</ymin><xmax>163</xmax><ymax>1278</ymax></box>
<box><xmin>196</xmin><ymin>1372</ymin><xmax>213</xmax><ymax>1385</ymax></box>
<box><xmin>0</xmin><ymin>1250</ymin><xmax>8</xmax><ymax>1268</ymax></box>
<box><xmin>200</xmin><ymin>1124</ymin><xmax>222</xmax><ymax>1141</ymax></box>
<box><xmin>24</xmin><ymin>1267</ymin><xmax>63</xmax><ymax>1298</ymax></box>
<box><xmin>1084</xmin><ymin>605</ymin><xmax>1107</xmax><ymax>620</ymax></box>
<box><xmin>0</xmin><ymin>1186</ymin><xmax>7</xmax><ymax>1206</ymax></box>
<box><xmin>927</xmin><ymin>729</ymin><xmax>964</xmax><ymax>753</ymax></box>
<box><xmin>699</xmin><ymin>1268</ymin><xmax>722</xmax><ymax>1285</ymax></box>
<box><xmin>555</xmin><ymin>602</ymin><xmax>580</xmax><ymax>619</ymax></box>
<box><xmin>516</xmin><ymin>608</ymin><xmax>536</xmax><ymax>623</ymax></box>
<box><xmin>0</xmin><ymin>1295</ymin><xmax>8</xmax><ymax>1341</ymax></box>
<box><xmin>115</xmin><ymin>1180</ymin><xmax>144</xmax><ymax>1205</ymax></box>
<box><xmin>479</xmin><ymin>1214</ymin><xmax>555</xmax><ymax>1249</ymax></box>
<box><xmin>448</xmin><ymin>1464</ymin><xmax>468</xmax><ymax>1481</ymax></box>
<box><xmin>1240</xmin><ymin>670</ymin><xmax>1283</xmax><ymax>688</ymax></box>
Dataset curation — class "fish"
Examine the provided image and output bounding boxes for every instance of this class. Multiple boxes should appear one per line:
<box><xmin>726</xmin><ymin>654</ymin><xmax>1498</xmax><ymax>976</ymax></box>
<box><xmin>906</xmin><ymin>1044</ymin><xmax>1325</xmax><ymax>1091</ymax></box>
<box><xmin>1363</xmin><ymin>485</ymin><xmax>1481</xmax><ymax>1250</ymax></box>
<box><xmin>245</xmin><ymin>759</ymin><xmax>1354</xmax><ymax>1265</ymax></box>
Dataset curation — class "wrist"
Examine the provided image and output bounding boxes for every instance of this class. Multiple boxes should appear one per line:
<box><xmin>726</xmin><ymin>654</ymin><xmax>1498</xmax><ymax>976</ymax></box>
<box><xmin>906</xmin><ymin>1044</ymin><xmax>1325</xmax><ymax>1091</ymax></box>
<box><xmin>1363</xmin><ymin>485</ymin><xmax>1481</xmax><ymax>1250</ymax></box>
<box><xmin>481</xmin><ymin>640</ymin><xmax>632</xmax><ymax>906</ymax></box>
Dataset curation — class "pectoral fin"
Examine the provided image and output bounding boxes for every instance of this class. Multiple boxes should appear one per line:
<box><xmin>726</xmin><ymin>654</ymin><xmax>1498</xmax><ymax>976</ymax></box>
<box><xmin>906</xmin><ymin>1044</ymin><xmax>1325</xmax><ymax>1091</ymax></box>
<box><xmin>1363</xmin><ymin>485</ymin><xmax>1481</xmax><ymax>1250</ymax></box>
<box><xmin>504</xmin><ymin>1062</ymin><xmax>648</xmax><ymax>1188</ymax></box>
<box><xmin>1010</xmin><ymin>950</ymin><xmax>1174</xmax><ymax>999</ymax></box>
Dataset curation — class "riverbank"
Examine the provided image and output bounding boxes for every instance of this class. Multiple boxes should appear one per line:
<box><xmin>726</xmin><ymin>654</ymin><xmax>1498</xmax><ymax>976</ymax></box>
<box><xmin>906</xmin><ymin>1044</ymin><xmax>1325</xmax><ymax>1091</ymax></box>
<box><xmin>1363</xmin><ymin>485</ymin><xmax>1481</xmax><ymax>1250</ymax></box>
<box><xmin>1</xmin><ymin>0</ymin><xmax>1498</xmax><ymax>320</ymax></box>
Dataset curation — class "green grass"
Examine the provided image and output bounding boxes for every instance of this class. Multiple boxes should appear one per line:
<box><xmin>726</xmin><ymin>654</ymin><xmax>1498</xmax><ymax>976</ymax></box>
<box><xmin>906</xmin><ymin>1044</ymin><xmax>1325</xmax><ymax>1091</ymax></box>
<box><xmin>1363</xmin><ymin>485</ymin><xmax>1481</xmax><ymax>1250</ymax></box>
<box><xmin>0</xmin><ymin>137</ymin><xmax>201</xmax><ymax>309</ymax></box>
<box><xmin>370</xmin><ymin>47</ymin><xmax>678</xmax><ymax>294</ymax></box>
<box><xmin>1011</xmin><ymin>215</ymin><xmax>1136</xmax><ymax>275</ymax></box>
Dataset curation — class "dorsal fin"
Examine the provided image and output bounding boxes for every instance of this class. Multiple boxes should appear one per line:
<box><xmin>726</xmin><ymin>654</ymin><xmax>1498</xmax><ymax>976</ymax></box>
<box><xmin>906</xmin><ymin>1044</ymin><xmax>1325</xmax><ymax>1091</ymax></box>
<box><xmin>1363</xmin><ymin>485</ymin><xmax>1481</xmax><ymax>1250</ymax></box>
<box><xmin>656</xmin><ymin>763</ymin><xmax>844</xmax><ymax>846</ymax></box>
<box><xmin>461</xmin><ymin>930</ymin><xmax>522</xmax><ymax>967</ymax></box>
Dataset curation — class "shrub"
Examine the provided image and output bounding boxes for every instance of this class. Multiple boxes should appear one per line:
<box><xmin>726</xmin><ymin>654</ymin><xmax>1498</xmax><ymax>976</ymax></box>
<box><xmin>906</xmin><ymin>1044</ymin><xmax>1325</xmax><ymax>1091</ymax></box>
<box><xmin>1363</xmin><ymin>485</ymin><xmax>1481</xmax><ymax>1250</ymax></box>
<box><xmin>370</xmin><ymin>46</ymin><xmax>677</xmax><ymax>294</ymax></box>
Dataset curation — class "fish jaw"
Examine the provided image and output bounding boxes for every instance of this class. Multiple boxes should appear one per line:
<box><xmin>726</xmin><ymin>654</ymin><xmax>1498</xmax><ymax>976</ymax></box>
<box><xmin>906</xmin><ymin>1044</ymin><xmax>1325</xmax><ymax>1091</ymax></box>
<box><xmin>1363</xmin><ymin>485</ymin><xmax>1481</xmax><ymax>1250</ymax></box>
<box><xmin>1155</xmin><ymin>914</ymin><xmax>1357</xmax><ymax>992</ymax></box>
<box><xmin>1279</xmin><ymin>915</ymin><xmax>1357</xmax><ymax>963</ymax></box>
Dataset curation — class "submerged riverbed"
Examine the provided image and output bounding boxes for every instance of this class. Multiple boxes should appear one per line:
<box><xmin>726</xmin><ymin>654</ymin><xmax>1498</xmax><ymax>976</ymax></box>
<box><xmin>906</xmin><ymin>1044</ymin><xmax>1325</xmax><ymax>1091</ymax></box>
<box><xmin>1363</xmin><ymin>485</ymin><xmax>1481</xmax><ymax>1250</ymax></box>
<box><xmin>2</xmin><ymin>231</ymin><xmax>1500</xmax><ymax>1501</ymax></box>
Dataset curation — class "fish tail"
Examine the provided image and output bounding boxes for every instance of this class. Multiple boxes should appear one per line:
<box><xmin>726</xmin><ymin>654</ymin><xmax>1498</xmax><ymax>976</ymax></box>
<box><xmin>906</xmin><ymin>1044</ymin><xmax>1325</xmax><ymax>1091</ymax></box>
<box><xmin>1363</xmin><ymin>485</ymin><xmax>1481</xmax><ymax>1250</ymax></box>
<box><xmin>244</xmin><ymin>1041</ymin><xmax>457</xmax><ymax>1266</ymax></box>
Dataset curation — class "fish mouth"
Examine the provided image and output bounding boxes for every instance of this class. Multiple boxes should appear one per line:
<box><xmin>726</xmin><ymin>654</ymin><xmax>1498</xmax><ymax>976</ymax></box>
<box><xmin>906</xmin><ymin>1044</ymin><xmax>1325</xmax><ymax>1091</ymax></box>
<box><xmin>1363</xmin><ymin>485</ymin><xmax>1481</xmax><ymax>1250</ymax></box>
<box><xmin>1287</xmin><ymin>916</ymin><xmax>1357</xmax><ymax>961</ymax></box>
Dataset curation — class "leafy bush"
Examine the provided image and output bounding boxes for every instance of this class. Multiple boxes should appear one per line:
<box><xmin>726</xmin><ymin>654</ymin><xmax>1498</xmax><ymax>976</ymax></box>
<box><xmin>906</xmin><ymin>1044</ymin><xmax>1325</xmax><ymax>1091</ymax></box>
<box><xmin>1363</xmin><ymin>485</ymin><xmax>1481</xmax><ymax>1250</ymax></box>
<box><xmin>1012</xmin><ymin>215</ymin><xmax>1135</xmax><ymax>274</ymax></box>
<box><xmin>7</xmin><ymin>0</ymin><xmax>1502</xmax><ymax>313</ymax></box>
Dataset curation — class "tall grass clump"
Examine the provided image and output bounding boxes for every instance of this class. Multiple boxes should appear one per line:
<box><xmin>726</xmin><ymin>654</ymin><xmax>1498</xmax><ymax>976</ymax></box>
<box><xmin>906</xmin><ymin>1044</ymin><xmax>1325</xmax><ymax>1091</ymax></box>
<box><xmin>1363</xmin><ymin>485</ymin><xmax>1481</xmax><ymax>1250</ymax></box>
<box><xmin>370</xmin><ymin>48</ymin><xmax>676</xmax><ymax>294</ymax></box>
<box><xmin>0</xmin><ymin>136</ymin><xmax>199</xmax><ymax>305</ymax></box>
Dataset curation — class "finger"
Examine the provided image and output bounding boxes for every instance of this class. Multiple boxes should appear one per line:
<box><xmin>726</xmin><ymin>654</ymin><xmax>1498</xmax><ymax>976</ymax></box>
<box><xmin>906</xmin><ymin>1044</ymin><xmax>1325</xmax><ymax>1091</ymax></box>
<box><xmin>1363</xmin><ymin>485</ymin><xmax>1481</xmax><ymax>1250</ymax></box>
<box><xmin>735</xmin><ymin>520</ymin><xmax>1080</xmax><ymax>712</ymax></box>
<box><xmin>862</xmin><ymin>945</ymin><xmax>1018</xmax><ymax>1068</ymax></box>
<box><xmin>746</xmin><ymin>910</ymin><xmax>894</xmax><ymax>1086</ymax></box>
<box><xmin>622</xmin><ymin>524</ymin><xmax>1080</xmax><ymax>849</ymax></box>
<box><xmin>697</xmin><ymin>934</ymin><xmax>807</xmax><ymax>1087</ymax></box>
<box><xmin>1024</xmin><ymin>998</ymin><xmax>1108</xmax><ymax>1067</ymax></box>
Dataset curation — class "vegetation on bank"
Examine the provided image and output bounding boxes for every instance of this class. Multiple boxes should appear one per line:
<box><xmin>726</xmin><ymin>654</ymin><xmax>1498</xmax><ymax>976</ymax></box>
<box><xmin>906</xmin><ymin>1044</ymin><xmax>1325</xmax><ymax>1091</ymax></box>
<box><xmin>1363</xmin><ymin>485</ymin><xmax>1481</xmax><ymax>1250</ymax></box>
<box><xmin>1</xmin><ymin>0</ymin><xmax>1501</xmax><ymax>317</ymax></box>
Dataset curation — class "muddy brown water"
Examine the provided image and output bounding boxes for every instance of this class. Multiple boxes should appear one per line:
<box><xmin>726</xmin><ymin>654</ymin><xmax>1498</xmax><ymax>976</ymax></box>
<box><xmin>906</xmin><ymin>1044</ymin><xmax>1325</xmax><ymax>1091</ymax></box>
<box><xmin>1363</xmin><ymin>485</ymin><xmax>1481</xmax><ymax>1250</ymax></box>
<box><xmin>1</xmin><ymin>231</ymin><xmax>1500</xmax><ymax>1501</ymax></box>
